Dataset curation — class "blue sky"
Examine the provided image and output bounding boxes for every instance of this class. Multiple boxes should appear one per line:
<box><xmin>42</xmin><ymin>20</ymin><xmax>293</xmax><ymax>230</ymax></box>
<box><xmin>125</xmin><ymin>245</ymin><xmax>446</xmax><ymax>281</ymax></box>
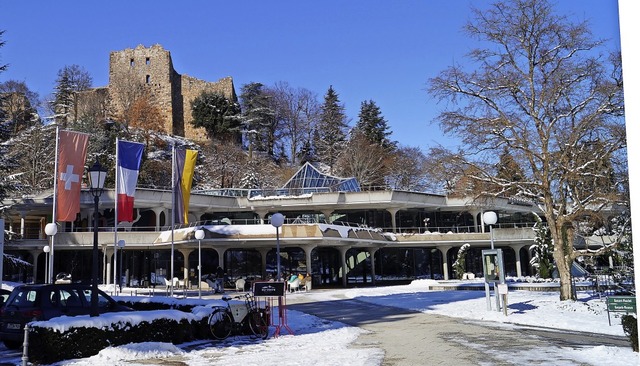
<box><xmin>0</xmin><ymin>1</ymin><xmax>622</xmax><ymax>150</ymax></box>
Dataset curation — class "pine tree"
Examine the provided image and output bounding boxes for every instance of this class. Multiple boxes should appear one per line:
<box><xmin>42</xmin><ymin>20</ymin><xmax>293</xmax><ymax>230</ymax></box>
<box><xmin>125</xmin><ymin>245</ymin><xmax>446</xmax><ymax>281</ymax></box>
<box><xmin>50</xmin><ymin>65</ymin><xmax>92</xmax><ymax>127</ymax></box>
<box><xmin>453</xmin><ymin>243</ymin><xmax>470</xmax><ymax>279</ymax></box>
<box><xmin>314</xmin><ymin>86</ymin><xmax>348</xmax><ymax>172</ymax></box>
<box><xmin>354</xmin><ymin>100</ymin><xmax>395</xmax><ymax>151</ymax></box>
<box><xmin>239</xmin><ymin>82</ymin><xmax>277</xmax><ymax>157</ymax></box>
<box><xmin>530</xmin><ymin>214</ymin><xmax>554</xmax><ymax>278</ymax></box>
<box><xmin>191</xmin><ymin>91</ymin><xmax>242</xmax><ymax>143</ymax></box>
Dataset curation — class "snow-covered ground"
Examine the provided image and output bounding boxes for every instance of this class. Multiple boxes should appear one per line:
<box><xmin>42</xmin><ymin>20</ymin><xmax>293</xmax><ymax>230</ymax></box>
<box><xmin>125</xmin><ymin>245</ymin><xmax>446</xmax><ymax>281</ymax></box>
<box><xmin>1</xmin><ymin>280</ymin><xmax>638</xmax><ymax>365</ymax></box>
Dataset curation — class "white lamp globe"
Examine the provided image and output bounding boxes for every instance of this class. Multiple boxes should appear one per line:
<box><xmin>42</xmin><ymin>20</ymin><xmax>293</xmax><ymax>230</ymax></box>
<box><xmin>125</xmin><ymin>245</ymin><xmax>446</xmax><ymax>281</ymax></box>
<box><xmin>195</xmin><ymin>229</ymin><xmax>205</xmax><ymax>240</ymax></box>
<box><xmin>271</xmin><ymin>213</ymin><xmax>285</xmax><ymax>228</ymax></box>
<box><xmin>483</xmin><ymin>211</ymin><xmax>498</xmax><ymax>225</ymax></box>
<box><xmin>45</xmin><ymin>223</ymin><xmax>57</xmax><ymax>236</ymax></box>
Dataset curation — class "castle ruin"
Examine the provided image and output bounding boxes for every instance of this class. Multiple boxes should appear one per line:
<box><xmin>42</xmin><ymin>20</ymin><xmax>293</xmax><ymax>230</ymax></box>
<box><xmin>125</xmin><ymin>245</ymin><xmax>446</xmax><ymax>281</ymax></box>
<box><xmin>103</xmin><ymin>44</ymin><xmax>236</xmax><ymax>141</ymax></box>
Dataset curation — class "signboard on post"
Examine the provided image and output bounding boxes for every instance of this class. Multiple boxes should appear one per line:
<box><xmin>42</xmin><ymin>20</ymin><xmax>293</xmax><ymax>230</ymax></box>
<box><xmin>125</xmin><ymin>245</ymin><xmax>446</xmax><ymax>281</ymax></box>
<box><xmin>606</xmin><ymin>296</ymin><xmax>636</xmax><ymax>325</ymax></box>
<box><xmin>607</xmin><ymin>296</ymin><xmax>636</xmax><ymax>312</ymax></box>
<box><xmin>253</xmin><ymin>281</ymin><xmax>285</xmax><ymax>297</ymax></box>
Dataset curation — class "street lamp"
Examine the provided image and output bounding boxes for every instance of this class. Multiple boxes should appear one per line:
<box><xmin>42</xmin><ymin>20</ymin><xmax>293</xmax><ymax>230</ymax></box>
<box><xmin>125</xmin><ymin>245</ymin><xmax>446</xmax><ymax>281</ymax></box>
<box><xmin>483</xmin><ymin>211</ymin><xmax>498</xmax><ymax>249</ymax></box>
<box><xmin>43</xmin><ymin>245</ymin><xmax>50</xmax><ymax>283</ymax></box>
<box><xmin>44</xmin><ymin>223</ymin><xmax>57</xmax><ymax>284</ymax></box>
<box><xmin>195</xmin><ymin>229</ymin><xmax>205</xmax><ymax>299</ymax></box>
<box><xmin>87</xmin><ymin>158</ymin><xmax>107</xmax><ymax>317</ymax></box>
<box><xmin>271</xmin><ymin>213</ymin><xmax>285</xmax><ymax>281</ymax></box>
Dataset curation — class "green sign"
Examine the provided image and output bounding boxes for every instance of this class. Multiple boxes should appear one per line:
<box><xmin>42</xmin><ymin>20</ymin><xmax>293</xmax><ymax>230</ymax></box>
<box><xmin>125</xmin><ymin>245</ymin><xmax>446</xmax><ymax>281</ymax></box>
<box><xmin>607</xmin><ymin>296</ymin><xmax>637</xmax><ymax>313</ymax></box>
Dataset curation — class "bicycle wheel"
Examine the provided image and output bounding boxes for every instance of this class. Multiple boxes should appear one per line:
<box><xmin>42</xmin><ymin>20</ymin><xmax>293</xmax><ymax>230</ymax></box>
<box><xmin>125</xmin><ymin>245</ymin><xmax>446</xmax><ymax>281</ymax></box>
<box><xmin>209</xmin><ymin>309</ymin><xmax>233</xmax><ymax>340</ymax></box>
<box><xmin>248</xmin><ymin>309</ymin><xmax>269</xmax><ymax>340</ymax></box>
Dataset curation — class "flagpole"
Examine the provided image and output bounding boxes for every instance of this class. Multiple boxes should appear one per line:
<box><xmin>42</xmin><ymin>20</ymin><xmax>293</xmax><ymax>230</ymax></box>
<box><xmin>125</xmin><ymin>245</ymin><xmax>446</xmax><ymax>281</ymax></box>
<box><xmin>170</xmin><ymin>143</ymin><xmax>175</xmax><ymax>297</ymax></box>
<box><xmin>114</xmin><ymin>138</ymin><xmax>119</xmax><ymax>294</ymax></box>
<box><xmin>50</xmin><ymin>125</ymin><xmax>60</xmax><ymax>284</ymax></box>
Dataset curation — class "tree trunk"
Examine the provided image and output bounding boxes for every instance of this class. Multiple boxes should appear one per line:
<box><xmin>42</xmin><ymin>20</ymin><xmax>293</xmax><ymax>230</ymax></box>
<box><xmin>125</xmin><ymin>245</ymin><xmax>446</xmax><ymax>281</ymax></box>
<box><xmin>553</xmin><ymin>223</ymin><xmax>576</xmax><ymax>301</ymax></box>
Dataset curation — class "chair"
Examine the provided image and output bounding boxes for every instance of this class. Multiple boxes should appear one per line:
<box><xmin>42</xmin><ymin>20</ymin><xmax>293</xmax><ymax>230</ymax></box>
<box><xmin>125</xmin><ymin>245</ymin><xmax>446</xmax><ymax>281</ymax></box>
<box><xmin>235</xmin><ymin>278</ymin><xmax>246</xmax><ymax>292</ymax></box>
<box><xmin>204</xmin><ymin>279</ymin><xmax>215</xmax><ymax>290</ymax></box>
<box><xmin>165</xmin><ymin>277</ymin><xmax>179</xmax><ymax>290</ymax></box>
<box><xmin>288</xmin><ymin>278</ymin><xmax>300</xmax><ymax>292</ymax></box>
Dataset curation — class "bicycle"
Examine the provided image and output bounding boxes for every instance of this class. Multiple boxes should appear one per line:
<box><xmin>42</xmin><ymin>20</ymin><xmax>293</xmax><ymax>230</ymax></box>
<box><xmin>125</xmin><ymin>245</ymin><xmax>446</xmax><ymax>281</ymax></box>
<box><xmin>208</xmin><ymin>292</ymin><xmax>270</xmax><ymax>340</ymax></box>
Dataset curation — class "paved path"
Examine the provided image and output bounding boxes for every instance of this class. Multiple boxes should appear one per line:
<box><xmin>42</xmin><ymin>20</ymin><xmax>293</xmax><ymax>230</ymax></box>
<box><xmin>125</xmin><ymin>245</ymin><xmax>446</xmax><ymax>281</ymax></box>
<box><xmin>287</xmin><ymin>295</ymin><xmax>630</xmax><ymax>366</ymax></box>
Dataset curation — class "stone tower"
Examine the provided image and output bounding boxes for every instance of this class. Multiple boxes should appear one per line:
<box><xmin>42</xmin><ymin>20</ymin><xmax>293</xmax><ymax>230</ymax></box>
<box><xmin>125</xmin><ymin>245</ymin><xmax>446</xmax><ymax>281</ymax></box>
<box><xmin>107</xmin><ymin>44</ymin><xmax>236</xmax><ymax>141</ymax></box>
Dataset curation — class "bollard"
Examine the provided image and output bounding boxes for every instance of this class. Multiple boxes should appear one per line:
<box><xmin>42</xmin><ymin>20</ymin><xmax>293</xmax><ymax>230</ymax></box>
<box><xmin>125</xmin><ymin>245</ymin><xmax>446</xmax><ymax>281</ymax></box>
<box><xmin>502</xmin><ymin>293</ymin><xmax>508</xmax><ymax>316</ymax></box>
<box><xmin>21</xmin><ymin>324</ymin><xmax>30</xmax><ymax>366</ymax></box>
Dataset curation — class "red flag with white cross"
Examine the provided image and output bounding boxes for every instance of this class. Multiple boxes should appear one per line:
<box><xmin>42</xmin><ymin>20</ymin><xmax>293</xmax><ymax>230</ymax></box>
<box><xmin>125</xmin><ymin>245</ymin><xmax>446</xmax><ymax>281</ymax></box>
<box><xmin>56</xmin><ymin>130</ymin><xmax>89</xmax><ymax>222</ymax></box>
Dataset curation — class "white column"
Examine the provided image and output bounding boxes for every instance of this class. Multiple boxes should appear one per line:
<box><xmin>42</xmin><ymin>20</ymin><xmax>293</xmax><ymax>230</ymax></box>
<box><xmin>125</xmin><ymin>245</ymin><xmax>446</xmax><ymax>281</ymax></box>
<box><xmin>439</xmin><ymin>246</ymin><xmax>452</xmax><ymax>280</ymax></box>
<box><xmin>387</xmin><ymin>208</ymin><xmax>399</xmax><ymax>233</ymax></box>
<box><xmin>511</xmin><ymin>244</ymin><xmax>525</xmax><ymax>278</ymax></box>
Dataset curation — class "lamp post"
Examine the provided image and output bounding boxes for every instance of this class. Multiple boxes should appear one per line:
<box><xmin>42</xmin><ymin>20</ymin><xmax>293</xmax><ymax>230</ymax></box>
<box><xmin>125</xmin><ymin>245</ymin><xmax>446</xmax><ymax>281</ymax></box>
<box><xmin>87</xmin><ymin>158</ymin><xmax>107</xmax><ymax>317</ymax></box>
<box><xmin>195</xmin><ymin>229</ymin><xmax>205</xmax><ymax>299</ymax></box>
<box><xmin>118</xmin><ymin>240</ymin><xmax>125</xmax><ymax>292</ymax></box>
<box><xmin>44</xmin><ymin>223</ymin><xmax>57</xmax><ymax>284</ymax></box>
<box><xmin>271</xmin><ymin>213</ymin><xmax>285</xmax><ymax>281</ymax></box>
<box><xmin>43</xmin><ymin>245</ymin><xmax>50</xmax><ymax>284</ymax></box>
<box><xmin>483</xmin><ymin>211</ymin><xmax>498</xmax><ymax>249</ymax></box>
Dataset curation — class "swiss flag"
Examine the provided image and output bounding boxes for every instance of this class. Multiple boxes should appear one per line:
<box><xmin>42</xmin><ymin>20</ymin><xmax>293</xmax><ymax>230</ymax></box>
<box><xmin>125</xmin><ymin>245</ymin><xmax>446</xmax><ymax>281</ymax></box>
<box><xmin>56</xmin><ymin>131</ymin><xmax>89</xmax><ymax>222</ymax></box>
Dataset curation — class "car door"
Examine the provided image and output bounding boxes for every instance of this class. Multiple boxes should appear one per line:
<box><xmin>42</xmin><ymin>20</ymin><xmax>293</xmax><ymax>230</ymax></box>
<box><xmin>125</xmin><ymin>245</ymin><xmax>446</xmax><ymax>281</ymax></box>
<box><xmin>58</xmin><ymin>288</ymin><xmax>87</xmax><ymax>317</ymax></box>
<box><xmin>80</xmin><ymin>288</ymin><xmax>115</xmax><ymax>313</ymax></box>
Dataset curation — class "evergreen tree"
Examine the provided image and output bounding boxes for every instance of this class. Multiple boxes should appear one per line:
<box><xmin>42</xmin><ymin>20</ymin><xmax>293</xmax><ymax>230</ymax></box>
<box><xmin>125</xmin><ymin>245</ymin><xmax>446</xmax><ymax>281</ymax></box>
<box><xmin>453</xmin><ymin>243</ymin><xmax>470</xmax><ymax>279</ymax></box>
<box><xmin>354</xmin><ymin>100</ymin><xmax>395</xmax><ymax>151</ymax></box>
<box><xmin>314</xmin><ymin>86</ymin><xmax>348</xmax><ymax>172</ymax></box>
<box><xmin>239</xmin><ymin>82</ymin><xmax>277</xmax><ymax>157</ymax></box>
<box><xmin>50</xmin><ymin>65</ymin><xmax>92</xmax><ymax>127</ymax></box>
<box><xmin>530</xmin><ymin>214</ymin><xmax>554</xmax><ymax>278</ymax></box>
<box><xmin>191</xmin><ymin>91</ymin><xmax>242</xmax><ymax>143</ymax></box>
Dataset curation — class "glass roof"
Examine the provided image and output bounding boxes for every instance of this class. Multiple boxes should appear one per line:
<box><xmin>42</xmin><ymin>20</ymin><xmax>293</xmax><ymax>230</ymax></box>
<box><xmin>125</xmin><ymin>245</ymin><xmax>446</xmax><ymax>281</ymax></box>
<box><xmin>281</xmin><ymin>162</ymin><xmax>361</xmax><ymax>193</ymax></box>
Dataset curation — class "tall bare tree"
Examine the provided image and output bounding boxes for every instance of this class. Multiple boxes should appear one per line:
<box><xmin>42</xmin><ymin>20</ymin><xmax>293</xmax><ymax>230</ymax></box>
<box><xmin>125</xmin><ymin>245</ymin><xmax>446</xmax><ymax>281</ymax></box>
<box><xmin>335</xmin><ymin>131</ymin><xmax>389</xmax><ymax>188</ymax></box>
<box><xmin>271</xmin><ymin>82</ymin><xmax>320</xmax><ymax>165</ymax></box>
<box><xmin>428</xmin><ymin>0</ymin><xmax>625</xmax><ymax>300</ymax></box>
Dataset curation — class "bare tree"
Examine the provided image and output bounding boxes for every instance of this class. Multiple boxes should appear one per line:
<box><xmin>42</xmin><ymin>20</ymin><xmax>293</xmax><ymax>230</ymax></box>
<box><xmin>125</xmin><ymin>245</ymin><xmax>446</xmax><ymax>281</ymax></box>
<box><xmin>386</xmin><ymin>146</ymin><xmax>435</xmax><ymax>192</ymax></box>
<box><xmin>335</xmin><ymin>131</ymin><xmax>389</xmax><ymax>188</ymax></box>
<box><xmin>428</xmin><ymin>0</ymin><xmax>625</xmax><ymax>300</ymax></box>
<box><xmin>270</xmin><ymin>82</ymin><xmax>320</xmax><ymax>165</ymax></box>
<box><xmin>127</xmin><ymin>93</ymin><xmax>166</xmax><ymax>148</ymax></box>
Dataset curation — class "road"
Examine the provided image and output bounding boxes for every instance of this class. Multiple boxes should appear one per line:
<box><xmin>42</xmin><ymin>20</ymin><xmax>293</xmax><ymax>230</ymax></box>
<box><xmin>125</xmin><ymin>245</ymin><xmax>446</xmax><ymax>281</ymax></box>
<box><xmin>0</xmin><ymin>292</ymin><xmax>630</xmax><ymax>365</ymax></box>
<box><xmin>287</xmin><ymin>295</ymin><xmax>629</xmax><ymax>366</ymax></box>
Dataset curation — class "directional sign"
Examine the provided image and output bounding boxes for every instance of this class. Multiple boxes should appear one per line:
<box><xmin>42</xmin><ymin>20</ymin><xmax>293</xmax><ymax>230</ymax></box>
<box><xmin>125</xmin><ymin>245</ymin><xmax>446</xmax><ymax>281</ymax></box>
<box><xmin>607</xmin><ymin>296</ymin><xmax>637</xmax><ymax>313</ymax></box>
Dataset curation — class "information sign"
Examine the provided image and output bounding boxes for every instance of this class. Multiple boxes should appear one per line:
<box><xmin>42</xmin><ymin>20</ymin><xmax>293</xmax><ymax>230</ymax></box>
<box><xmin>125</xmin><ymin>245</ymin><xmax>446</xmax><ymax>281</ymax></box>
<box><xmin>253</xmin><ymin>281</ymin><xmax>285</xmax><ymax>297</ymax></box>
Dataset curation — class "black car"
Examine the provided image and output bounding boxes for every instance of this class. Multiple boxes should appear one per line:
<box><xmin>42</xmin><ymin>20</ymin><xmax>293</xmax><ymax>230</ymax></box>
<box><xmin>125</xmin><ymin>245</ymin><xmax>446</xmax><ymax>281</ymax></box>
<box><xmin>0</xmin><ymin>284</ymin><xmax>131</xmax><ymax>349</ymax></box>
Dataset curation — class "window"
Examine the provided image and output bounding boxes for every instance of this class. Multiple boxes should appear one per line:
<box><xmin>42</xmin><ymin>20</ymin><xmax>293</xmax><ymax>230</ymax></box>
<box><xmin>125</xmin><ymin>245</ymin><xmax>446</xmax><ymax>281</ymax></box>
<box><xmin>130</xmin><ymin>58</ymin><xmax>135</xmax><ymax>67</ymax></box>
<box><xmin>146</xmin><ymin>75</ymin><xmax>150</xmax><ymax>84</ymax></box>
<box><xmin>146</xmin><ymin>57</ymin><xmax>150</xmax><ymax>65</ymax></box>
